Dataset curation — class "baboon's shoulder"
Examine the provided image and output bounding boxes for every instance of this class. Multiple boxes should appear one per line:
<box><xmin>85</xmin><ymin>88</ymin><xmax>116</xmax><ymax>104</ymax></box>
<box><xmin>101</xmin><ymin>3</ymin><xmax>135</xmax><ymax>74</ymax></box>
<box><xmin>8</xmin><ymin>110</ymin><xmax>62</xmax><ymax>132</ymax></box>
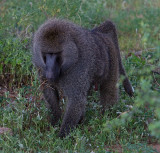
<box><xmin>92</xmin><ymin>20</ymin><xmax>117</xmax><ymax>34</ymax></box>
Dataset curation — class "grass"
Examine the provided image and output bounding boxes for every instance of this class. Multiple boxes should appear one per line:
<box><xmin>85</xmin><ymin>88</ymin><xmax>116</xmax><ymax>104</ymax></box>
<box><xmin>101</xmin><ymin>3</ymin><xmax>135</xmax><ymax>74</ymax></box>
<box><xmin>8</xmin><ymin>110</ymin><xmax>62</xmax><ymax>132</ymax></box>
<box><xmin>0</xmin><ymin>0</ymin><xmax>160</xmax><ymax>152</ymax></box>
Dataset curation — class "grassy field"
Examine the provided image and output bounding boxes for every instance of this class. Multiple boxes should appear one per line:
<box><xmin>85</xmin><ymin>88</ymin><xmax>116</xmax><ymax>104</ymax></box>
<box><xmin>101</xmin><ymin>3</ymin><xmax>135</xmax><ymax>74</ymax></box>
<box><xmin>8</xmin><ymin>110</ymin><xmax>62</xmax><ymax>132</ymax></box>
<box><xmin>0</xmin><ymin>0</ymin><xmax>160</xmax><ymax>152</ymax></box>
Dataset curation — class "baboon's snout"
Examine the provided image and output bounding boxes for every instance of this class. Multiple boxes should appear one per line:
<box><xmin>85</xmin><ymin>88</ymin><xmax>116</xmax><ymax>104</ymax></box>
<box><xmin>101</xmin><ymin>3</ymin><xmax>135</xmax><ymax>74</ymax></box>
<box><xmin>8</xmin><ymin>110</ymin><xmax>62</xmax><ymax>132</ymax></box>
<box><xmin>45</xmin><ymin>53</ymin><xmax>61</xmax><ymax>82</ymax></box>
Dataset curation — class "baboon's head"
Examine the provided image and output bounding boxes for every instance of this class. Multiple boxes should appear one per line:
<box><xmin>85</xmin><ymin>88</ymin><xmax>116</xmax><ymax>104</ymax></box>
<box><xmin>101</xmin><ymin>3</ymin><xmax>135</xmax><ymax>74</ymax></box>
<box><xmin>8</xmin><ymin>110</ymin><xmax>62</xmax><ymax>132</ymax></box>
<box><xmin>33</xmin><ymin>19</ymin><xmax>79</xmax><ymax>82</ymax></box>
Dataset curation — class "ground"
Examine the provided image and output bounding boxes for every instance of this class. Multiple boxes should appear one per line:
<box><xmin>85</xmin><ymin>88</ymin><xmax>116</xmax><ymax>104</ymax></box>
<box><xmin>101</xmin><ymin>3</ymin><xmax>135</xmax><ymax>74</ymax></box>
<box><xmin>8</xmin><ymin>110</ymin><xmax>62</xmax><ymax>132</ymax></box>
<box><xmin>0</xmin><ymin>0</ymin><xmax>160</xmax><ymax>152</ymax></box>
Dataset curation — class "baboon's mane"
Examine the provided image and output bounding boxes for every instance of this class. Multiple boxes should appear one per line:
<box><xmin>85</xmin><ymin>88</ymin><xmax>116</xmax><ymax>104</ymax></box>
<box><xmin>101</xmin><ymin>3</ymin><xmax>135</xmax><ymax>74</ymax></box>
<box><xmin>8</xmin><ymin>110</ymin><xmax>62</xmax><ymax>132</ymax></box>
<box><xmin>35</xmin><ymin>19</ymin><xmax>79</xmax><ymax>42</ymax></box>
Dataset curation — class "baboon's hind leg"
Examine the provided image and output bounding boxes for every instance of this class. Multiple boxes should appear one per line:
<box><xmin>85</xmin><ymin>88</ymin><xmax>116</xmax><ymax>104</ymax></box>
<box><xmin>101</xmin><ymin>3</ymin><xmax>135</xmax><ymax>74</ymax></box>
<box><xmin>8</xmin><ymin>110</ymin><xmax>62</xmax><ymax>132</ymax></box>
<box><xmin>100</xmin><ymin>80</ymin><xmax>118</xmax><ymax>114</ymax></box>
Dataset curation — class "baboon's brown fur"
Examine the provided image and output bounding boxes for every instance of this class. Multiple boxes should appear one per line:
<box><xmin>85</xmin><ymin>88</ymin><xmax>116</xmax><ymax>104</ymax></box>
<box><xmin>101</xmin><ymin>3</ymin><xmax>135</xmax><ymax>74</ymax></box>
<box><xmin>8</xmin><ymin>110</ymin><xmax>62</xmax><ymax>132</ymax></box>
<box><xmin>32</xmin><ymin>18</ymin><xmax>134</xmax><ymax>137</ymax></box>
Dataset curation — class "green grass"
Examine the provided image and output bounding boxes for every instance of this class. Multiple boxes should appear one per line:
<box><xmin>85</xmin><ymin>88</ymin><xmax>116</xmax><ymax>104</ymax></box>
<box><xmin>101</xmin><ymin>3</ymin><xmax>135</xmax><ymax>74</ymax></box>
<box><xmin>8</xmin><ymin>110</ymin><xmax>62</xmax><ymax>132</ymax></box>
<box><xmin>0</xmin><ymin>0</ymin><xmax>160</xmax><ymax>152</ymax></box>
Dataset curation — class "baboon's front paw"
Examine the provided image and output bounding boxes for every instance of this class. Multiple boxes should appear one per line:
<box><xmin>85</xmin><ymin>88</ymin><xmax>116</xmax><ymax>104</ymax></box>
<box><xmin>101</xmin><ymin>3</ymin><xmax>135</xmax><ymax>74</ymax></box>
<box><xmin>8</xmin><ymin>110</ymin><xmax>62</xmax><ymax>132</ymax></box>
<box><xmin>58</xmin><ymin>125</ymin><xmax>74</xmax><ymax>138</ymax></box>
<box><xmin>58</xmin><ymin>131</ymin><xmax>66</xmax><ymax>138</ymax></box>
<box><xmin>49</xmin><ymin>114</ymin><xmax>61</xmax><ymax>126</ymax></box>
<box><xmin>58</xmin><ymin>128</ymin><xmax>69</xmax><ymax>138</ymax></box>
<box><xmin>50</xmin><ymin>118</ymin><xmax>59</xmax><ymax>127</ymax></box>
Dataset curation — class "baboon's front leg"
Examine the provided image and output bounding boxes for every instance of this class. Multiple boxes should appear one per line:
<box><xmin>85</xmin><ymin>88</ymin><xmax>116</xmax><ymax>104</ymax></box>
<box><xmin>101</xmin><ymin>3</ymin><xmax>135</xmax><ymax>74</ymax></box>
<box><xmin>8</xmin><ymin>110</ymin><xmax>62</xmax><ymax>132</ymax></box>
<box><xmin>100</xmin><ymin>80</ymin><xmax>118</xmax><ymax>114</ymax></box>
<box><xmin>43</xmin><ymin>84</ymin><xmax>61</xmax><ymax>126</ymax></box>
<box><xmin>59</xmin><ymin>94</ymin><xmax>86</xmax><ymax>138</ymax></box>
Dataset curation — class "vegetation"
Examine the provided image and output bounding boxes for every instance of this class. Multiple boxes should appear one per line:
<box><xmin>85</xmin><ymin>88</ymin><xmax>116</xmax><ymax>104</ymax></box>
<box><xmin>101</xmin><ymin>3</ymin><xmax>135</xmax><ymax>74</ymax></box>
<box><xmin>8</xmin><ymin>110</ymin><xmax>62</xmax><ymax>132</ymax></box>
<box><xmin>0</xmin><ymin>0</ymin><xmax>160</xmax><ymax>152</ymax></box>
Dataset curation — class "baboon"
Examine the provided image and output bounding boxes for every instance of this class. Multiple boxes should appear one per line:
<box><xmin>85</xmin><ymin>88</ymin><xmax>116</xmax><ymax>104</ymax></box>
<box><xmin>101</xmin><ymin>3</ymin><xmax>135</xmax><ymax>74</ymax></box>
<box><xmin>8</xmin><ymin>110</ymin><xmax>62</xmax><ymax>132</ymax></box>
<box><xmin>32</xmin><ymin>18</ymin><xmax>134</xmax><ymax>138</ymax></box>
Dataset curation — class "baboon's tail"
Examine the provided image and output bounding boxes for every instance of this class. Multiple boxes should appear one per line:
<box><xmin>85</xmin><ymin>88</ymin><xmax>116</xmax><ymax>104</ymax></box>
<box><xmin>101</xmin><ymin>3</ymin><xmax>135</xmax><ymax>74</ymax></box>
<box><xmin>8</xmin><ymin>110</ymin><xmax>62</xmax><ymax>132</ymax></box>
<box><xmin>92</xmin><ymin>20</ymin><xmax>134</xmax><ymax>97</ymax></box>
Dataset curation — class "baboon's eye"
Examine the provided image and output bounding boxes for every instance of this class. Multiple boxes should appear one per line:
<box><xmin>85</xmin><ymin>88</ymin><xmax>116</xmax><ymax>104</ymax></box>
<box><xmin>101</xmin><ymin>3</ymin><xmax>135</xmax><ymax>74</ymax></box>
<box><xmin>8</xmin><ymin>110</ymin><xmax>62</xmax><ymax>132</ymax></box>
<box><xmin>56</xmin><ymin>56</ymin><xmax>62</xmax><ymax>65</ymax></box>
<box><xmin>43</xmin><ymin>55</ymin><xmax>46</xmax><ymax>63</ymax></box>
<box><xmin>42</xmin><ymin>52</ymin><xmax>62</xmax><ymax>65</ymax></box>
<box><xmin>43</xmin><ymin>53</ymin><xmax>53</xmax><ymax>64</ymax></box>
<box><xmin>42</xmin><ymin>52</ymin><xmax>47</xmax><ymax>64</ymax></box>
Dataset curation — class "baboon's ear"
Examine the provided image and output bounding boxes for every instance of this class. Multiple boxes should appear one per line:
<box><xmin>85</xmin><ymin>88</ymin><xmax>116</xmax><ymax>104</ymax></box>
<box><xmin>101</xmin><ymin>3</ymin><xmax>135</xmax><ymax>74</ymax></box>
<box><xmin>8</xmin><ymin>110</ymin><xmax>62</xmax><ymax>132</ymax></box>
<box><xmin>61</xmin><ymin>41</ymin><xmax>78</xmax><ymax>74</ymax></box>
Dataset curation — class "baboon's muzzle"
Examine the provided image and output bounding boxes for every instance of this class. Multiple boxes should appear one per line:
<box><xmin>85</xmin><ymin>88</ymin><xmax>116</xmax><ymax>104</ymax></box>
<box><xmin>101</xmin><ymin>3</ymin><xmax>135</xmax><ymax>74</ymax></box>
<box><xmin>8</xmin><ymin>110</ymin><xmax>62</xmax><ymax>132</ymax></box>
<box><xmin>45</xmin><ymin>53</ymin><xmax>61</xmax><ymax>82</ymax></box>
